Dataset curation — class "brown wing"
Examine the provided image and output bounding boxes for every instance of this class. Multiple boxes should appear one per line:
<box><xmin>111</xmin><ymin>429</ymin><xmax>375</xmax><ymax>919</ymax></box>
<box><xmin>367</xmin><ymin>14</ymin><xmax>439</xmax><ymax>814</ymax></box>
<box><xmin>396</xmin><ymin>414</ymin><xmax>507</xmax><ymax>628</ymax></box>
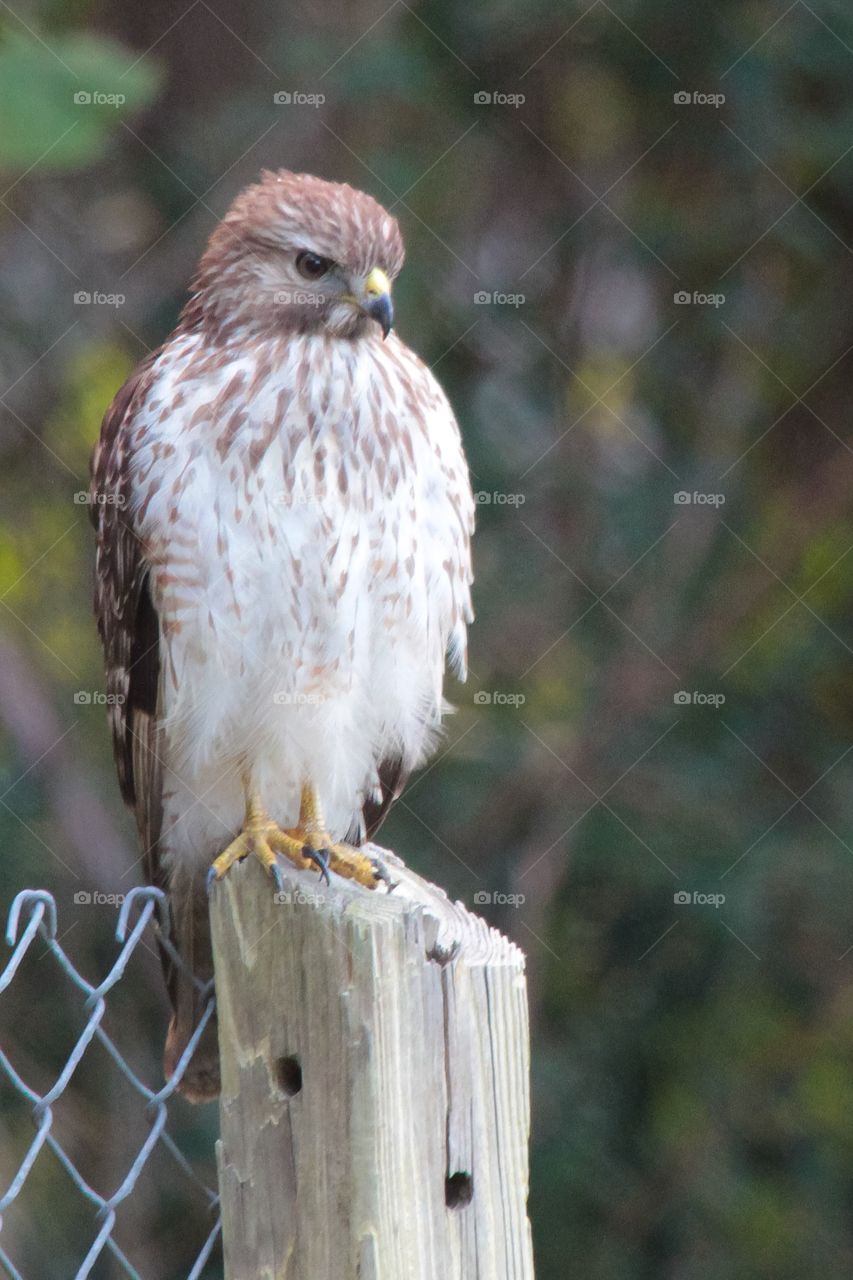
<box><xmin>360</xmin><ymin>756</ymin><xmax>410</xmax><ymax>842</ymax></box>
<box><xmin>91</xmin><ymin>363</ymin><xmax>221</xmax><ymax>1100</ymax></box>
<box><xmin>90</xmin><ymin>352</ymin><xmax>164</xmax><ymax>889</ymax></box>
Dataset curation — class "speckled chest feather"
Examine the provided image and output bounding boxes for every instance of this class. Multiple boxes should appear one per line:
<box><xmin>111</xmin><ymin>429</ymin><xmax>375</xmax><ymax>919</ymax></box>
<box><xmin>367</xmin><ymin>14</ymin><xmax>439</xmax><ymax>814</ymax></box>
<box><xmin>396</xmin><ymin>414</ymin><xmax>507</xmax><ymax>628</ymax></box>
<box><xmin>121</xmin><ymin>323</ymin><xmax>473</xmax><ymax>847</ymax></box>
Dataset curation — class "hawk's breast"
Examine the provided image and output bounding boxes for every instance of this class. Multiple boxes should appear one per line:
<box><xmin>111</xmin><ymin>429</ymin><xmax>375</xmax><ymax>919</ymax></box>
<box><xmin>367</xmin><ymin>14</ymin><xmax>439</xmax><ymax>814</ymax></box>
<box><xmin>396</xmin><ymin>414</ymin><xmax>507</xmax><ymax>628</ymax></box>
<box><xmin>128</xmin><ymin>328</ymin><xmax>472</xmax><ymax>836</ymax></box>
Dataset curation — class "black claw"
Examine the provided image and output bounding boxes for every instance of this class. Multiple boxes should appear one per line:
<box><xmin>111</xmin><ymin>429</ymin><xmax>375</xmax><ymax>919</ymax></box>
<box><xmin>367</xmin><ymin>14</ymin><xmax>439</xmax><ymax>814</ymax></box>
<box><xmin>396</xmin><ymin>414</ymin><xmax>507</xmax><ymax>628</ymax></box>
<box><xmin>270</xmin><ymin>862</ymin><xmax>285</xmax><ymax>894</ymax></box>
<box><xmin>304</xmin><ymin>845</ymin><xmax>331</xmax><ymax>885</ymax></box>
<box><xmin>371</xmin><ymin>857</ymin><xmax>399</xmax><ymax>892</ymax></box>
<box><xmin>205</xmin><ymin>866</ymin><xmax>218</xmax><ymax>893</ymax></box>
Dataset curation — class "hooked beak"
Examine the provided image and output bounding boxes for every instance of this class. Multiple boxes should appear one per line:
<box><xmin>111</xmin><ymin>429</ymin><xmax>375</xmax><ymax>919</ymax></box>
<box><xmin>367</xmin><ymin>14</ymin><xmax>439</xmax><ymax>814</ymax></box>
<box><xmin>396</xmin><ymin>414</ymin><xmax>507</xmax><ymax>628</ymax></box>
<box><xmin>362</xmin><ymin>267</ymin><xmax>393</xmax><ymax>339</ymax></box>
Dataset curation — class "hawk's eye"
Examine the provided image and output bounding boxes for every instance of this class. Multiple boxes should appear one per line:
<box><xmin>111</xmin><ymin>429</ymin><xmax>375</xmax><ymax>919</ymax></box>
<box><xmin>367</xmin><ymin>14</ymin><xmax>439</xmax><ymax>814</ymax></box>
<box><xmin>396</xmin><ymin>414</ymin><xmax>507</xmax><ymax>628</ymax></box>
<box><xmin>295</xmin><ymin>251</ymin><xmax>332</xmax><ymax>281</ymax></box>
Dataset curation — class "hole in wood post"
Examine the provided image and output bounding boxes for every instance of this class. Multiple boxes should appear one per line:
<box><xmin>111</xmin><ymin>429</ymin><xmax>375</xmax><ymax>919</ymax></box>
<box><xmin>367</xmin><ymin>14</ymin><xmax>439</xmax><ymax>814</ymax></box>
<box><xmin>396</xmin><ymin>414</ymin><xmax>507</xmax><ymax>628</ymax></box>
<box><xmin>275</xmin><ymin>1056</ymin><xmax>302</xmax><ymax>1096</ymax></box>
<box><xmin>445</xmin><ymin>1171</ymin><xmax>473</xmax><ymax>1207</ymax></box>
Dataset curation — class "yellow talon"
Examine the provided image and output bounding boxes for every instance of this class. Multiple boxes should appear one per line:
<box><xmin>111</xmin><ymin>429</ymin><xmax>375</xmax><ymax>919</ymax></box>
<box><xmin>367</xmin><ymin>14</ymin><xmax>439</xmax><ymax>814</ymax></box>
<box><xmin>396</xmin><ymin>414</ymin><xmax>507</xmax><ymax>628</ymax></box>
<box><xmin>323</xmin><ymin>841</ymin><xmax>380</xmax><ymax>888</ymax></box>
<box><xmin>210</xmin><ymin>824</ymin><xmax>303</xmax><ymax>881</ymax></box>
<box><xmin>210</xmin><ymin>779</ymin><xmax>380</xmax><ymax>890</ymax></box>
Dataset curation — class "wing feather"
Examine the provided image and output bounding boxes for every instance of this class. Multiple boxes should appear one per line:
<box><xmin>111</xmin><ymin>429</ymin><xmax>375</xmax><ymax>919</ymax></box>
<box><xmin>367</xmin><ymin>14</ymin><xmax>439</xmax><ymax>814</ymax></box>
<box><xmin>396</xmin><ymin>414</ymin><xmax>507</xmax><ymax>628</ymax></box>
<box><xmin>90</xmin><ymin>352</ymin><xmax>165</xmax><ymax>887</ymax></box>
<box><xmin>360</xmin><ymin>757</ymin><xmax>410</xmax><ymax>842</ymax></box>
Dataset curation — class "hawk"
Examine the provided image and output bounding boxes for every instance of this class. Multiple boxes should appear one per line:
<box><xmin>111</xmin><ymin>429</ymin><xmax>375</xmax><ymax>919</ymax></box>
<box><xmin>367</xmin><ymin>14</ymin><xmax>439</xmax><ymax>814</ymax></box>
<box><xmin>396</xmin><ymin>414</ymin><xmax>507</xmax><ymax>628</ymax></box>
<box><xmin>90</xmin><ymin>170</ymin><xmax>474</xmax><ymax>1101</ymax></box>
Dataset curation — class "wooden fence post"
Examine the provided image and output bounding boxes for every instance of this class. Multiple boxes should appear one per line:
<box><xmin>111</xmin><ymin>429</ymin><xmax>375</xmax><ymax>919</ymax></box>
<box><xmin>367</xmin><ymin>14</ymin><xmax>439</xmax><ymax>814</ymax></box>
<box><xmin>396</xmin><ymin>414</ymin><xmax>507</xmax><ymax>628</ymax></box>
<box><xmin>210</xmin><ymin>848</ymin><xmax>535</xmax><ymax>1279</ymax></box>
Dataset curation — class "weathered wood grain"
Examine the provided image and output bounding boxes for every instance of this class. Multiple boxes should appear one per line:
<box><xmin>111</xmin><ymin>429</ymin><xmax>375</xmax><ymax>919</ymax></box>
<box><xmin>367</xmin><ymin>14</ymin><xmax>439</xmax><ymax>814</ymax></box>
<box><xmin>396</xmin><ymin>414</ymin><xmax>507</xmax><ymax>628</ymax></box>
<box><xmin>210</xmin><ymin>847</ymin><xmax>534</xmax><ymax>1280</ymax></box>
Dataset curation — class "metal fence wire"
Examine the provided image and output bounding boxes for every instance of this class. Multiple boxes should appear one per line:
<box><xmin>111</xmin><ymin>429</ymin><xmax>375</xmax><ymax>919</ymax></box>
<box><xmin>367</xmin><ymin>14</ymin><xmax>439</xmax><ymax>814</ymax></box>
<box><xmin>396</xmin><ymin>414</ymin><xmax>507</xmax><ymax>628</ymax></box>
<box><xmin>0</xmin><ymin>887</ymin><xmax>221</xmax><ymax>1279</ymax></box>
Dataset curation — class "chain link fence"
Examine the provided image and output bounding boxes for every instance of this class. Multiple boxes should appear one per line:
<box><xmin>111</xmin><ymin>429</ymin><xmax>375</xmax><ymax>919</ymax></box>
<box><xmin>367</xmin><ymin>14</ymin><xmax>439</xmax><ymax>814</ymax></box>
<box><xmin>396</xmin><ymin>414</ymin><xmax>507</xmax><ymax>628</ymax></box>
<box><xmin>0</xmin><ymin>887</ymin><xmax>221</xmax><ymax>1279</ymax></box>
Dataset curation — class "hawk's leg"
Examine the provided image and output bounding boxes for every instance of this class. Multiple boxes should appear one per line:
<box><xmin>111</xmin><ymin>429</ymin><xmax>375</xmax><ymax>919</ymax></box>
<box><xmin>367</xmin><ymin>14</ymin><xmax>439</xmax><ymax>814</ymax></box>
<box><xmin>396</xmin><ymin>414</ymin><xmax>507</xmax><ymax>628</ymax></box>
<box><xmin>209</xmin><ymin>779</ymin><xmax>313</xmax><ymax>887</ymax></box>
<box><xmin>209</xmin><ymin>780</ymin><xmax>381</xmax><ymax>890</ymax></box>
<box><xmin>282</xmin><ymin>783</ymin><xmax>380</xmax><ymax>889</ymax></box>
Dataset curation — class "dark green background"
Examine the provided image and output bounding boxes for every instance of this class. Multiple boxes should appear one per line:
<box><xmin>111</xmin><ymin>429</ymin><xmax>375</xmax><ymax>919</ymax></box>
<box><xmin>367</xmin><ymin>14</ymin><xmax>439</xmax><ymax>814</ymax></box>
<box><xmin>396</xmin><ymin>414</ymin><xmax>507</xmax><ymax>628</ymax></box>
<box><xmin>1</xmin><ymin>0</ymin><xmax>853</xmax><ymax>1275</ymax></box>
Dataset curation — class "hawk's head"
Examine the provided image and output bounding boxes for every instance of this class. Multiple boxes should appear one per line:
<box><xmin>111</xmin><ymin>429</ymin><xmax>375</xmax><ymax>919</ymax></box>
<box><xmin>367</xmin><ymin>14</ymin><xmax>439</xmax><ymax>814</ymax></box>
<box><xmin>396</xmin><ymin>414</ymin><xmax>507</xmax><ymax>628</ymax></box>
<box><xmin>188</xmin><ymin>169</ymin><xmax>405</xmax><ymax>341</ymax></box>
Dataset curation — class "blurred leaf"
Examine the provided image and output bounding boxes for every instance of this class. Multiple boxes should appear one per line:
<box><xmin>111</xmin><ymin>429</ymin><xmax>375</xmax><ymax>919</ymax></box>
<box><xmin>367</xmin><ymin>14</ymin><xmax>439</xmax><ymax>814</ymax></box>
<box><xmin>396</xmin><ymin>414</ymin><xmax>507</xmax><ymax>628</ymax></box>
<box><xmin>0</xmin><ymin>32</ymin><xmax>162</xmax><ymax>171</ymax></box>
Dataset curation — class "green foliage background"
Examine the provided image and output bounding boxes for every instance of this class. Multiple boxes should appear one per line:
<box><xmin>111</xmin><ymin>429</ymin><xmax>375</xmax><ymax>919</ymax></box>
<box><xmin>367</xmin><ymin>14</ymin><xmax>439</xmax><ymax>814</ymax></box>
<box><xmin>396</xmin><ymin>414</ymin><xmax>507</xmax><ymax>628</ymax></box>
<box><xmin>1</xmin><ymin>0</ymin><xmax>853</xmax><ymax>1275</ymax></box>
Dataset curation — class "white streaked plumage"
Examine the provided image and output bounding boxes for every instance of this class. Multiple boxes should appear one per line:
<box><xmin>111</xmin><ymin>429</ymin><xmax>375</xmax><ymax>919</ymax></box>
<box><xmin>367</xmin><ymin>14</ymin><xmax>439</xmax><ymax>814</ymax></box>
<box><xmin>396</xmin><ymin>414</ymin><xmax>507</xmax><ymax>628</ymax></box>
<box><xmin>135</xmin><ymin>324</ymin><xmax>473</xmax><ymax>860</ymax></box>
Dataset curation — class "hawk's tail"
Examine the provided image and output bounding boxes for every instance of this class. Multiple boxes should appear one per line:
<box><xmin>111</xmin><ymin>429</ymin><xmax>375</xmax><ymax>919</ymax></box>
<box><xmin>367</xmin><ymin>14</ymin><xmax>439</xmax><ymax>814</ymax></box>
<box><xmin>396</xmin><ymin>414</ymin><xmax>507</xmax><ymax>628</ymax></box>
<box><xmin>161</xmin><ymin>867</ymin><xmax>220</xmax><ymax>1103</ymax></box>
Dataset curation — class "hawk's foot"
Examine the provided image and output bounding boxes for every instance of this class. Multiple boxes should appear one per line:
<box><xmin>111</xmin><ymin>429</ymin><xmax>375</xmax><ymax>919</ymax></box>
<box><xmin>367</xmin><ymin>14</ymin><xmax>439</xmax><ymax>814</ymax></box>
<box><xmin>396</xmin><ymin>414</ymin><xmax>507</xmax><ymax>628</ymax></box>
<box><xmin>208</xmin><ymin>782</ymin><xmax>386</xmax><ymax>891</ymax></box>
<box><xmin>209</xmin><ymin>817</ymin><xmax>315</xmax><ymax>889</ymax></box>
<box><xmin>277</xmin><ymin>782</ymin><xmax>385</xmax><ymax>890</ymax></box>
<box><xmin>281</xmin><ymin>819</ymin><xmax>379</xmax><ymax>890</ymax></box>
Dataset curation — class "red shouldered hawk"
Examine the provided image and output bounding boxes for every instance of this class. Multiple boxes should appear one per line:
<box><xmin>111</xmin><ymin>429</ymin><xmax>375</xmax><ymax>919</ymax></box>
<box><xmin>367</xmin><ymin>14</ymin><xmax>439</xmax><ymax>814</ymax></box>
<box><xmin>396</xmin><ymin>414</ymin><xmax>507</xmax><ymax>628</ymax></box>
<box><xmin>91</xmin><ymin>170</ymin><xmax>474</xmax><ymax>1100</ymax></box>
